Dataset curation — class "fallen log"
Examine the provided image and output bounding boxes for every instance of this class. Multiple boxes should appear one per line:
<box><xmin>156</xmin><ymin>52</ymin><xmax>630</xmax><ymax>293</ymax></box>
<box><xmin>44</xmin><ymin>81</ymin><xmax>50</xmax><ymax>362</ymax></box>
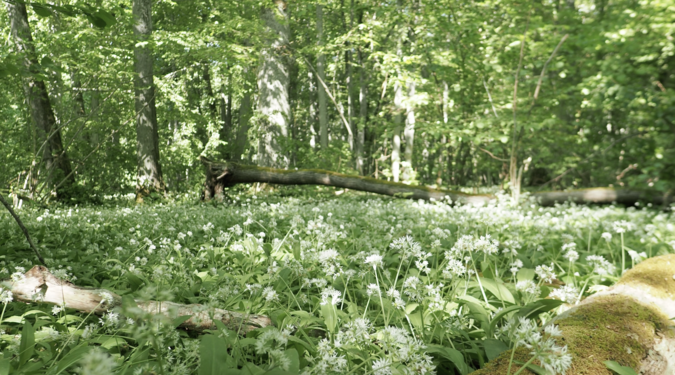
<box><xmin>474</xmin><ymin>254</ymin><xmax>675</xmax><ymax>375</ymax></box>
<box><xmin>3</xmin><ymin>266</ymin><xmax>272</xmax><ymax>334</ymax></box>
<box><xmin>200</xmin><ymin>158</ymin><xmax>672</xmax><ymax>207</ymax></box>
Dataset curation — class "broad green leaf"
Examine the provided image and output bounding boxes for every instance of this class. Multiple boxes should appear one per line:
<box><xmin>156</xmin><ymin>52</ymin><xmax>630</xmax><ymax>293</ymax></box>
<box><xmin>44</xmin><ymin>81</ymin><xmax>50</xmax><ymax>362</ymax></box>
<box><xmin>31</xmin><ymin>4</ymin><xmax>53</xmax><ymax>17</ymax></box>
<box><xmin>285</xmin><ymin>348</ymin><xmax>300</xmax><ymax>373</ymax></box>
<box><xmin>517</xmin><ymin>268</ymin><xmax>535</xmax><ymax>282</ymax></box>
<box><xmin>515</xmin><ymin>299</ymin><xmax>564</xmax><ymax>319</ymax></box>
<box><xmin>0</xmin><ymin>359</ymin><xmax>10</xmax><ymax>375</ymax></box>
<box><xmin>487</xmin><ymin>305</ymin><xmax>522</xmax><ymax>338</ymax></box>
<box><xmin>199</xmin><ymin>335</ymin><xmax>234</xmax><ymax>375</ymax></box>
<box><xmin>54</xmin><ymin>344</ymin><xmax>91</xmax><ymax>374</ymax></box>
<box><xmin>320</xmin><ymin>303</ymin><xmax>338</xmax><ymax>334</ymax></box>
<box><xmin>426</xmin><ymin>344</ymin><xmax>469</xmax><ymax>375</ymax></box>
<box><xmin>19</xmin><ymin>321</ymin><xmax>35</xmax><ymax>366</ymax></box>
<box><xmin>482</xmin><ymin>339</ymin><xmax>508</xmax><ymax>361</ymax></box>
<box><xmin>478</xmin><ymin>277</ymin><xmax>515</xmax><ymax>304</ymax></box>
<box><xmin>172</xmin><ymin>315</ymin><xmax>193</xmax><ymax>328</ymax></box>
<box><xmin>456</xmin><ymin>295</ymin><xmax>490</xmax><ymax>322</ymax></box>
<box><xmin>604</xmin><ymin>360</ymin><xmax>638</xmax><ymax>375</ymax></box>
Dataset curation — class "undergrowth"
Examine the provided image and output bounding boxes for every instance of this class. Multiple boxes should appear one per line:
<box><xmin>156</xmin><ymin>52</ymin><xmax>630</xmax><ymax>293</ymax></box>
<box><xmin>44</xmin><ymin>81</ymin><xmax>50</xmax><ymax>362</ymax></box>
<box><xmin>0</xmin><ymin>189</ymin><xmax>673</xmax><ymax>374</ymax></box>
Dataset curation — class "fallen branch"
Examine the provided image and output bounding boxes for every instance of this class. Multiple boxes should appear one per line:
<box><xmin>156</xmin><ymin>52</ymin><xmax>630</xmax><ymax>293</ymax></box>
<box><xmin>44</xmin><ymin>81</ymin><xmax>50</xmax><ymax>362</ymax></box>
<box><xmin>3</xmin><ymin>266</ymin><xmax>272</xmax><ymax>334</ymax></box>
<box><xmin>474</xmin><ymin>253</ymin><xmax>675</xmax><ymax>374</ymax></box>
<box><xmin>200</xmin><ymin>158</ymin><xmax>672</xmax><ymax>207</ymax></box>
<box><xmin>0</xmin><ymin>193</ymin><xmax>46</xmax><ymax>266</ymax></box>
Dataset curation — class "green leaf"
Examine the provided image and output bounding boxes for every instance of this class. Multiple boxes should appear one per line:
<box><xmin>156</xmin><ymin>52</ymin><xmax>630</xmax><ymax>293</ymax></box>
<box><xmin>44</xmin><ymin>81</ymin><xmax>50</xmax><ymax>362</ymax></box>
<box><xmin>482</xmin><ymin>339</ymin><xmax>508</xmax><ymax>361</ymax></box>
<box><xmin>320</xmin><ymin>303</ymin><xmax>338</xmax><ymax>334</ymax></box>
<box><xmin>172</xmin><ymin>315</ymin><xmax>193</xmax><ymax>328</ymax></box>
<box><xmin>199</xmin><ymin>335</ymin><xmax>234</xmax><ymax>375</ymax></box>
<box><xmin>0</xmin><ymin>359</ymin><xmax>10</xmax><ymax>375</ymax></box>
<box><xmin>487</xmin><ymin>305</ymin><xmax>522</xmax><ymax>338</ymax></box>
<box><xmin>426</xmin><ymin>345</ymin><xmax>469</xmax><ymax>374</ymax></box>
<box><xmin>285</xmin><ymin>348</ymin><xmax>300</xmax><ymax>373</ymax></box>
<box><xmin>456</xmin><ymin>295</ymin><xmax>490</xmax><ymax>323</ymax></box>
<box><xmin>516</xmin><ymin>268</ymin><xmax>535</xmax><ymax>282</ymax></box>
<box><xmin>515</xmin><ymin>299</ymin><xmax>564</xmax><ymax>319</ymax></box>
<box><xmin>478</xmin><ymin>277</ymin><xmax>515</xmax><ymax>304</ymax></box>
<box><xmin>93</xmin><ymin>10</ymin><xmax>116</xmax><ymax>28</ymax></box>
<box><xmin>30</xmin><ymin>4</ymin><xmax>53</xmax><ymax>17</ymax></box>
<box><xmin>54</xmin><ymin>344</ymin><xmax>90</xmax><ymax>375</ymax></box>
<box><xmin>604</xmin><ymin>360</ymin><xmax>639</xmax><ymax>375</ymax></box>
<box><xmin>19</xmin><ymin>321</ymin><xmax>35</xmax><ymax>366</ymax></box>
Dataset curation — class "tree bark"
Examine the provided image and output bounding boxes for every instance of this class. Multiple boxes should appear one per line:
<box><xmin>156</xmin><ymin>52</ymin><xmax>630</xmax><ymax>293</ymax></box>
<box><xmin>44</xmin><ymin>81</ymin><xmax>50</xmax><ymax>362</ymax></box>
<box><xmin>316</xmin><ymin>4</ymin><xmax>329</xmax><ymax>150</ymax></box>
<box><xmin>133</xmin><ymin>0</ymin><xmax>164</xmax><ymax>195</ymax></box>
<box><xmin>356</xmin><ymin>48</ymin><xmax>368</xmax><ymax>175</ymax></box>
<box><xmin>402</xmin><ymin>81</ymin><xmax>415</xmax><ymax>182</ymax></box>
<box><xmin>258</xmin><ymin>0</ymin><xmax>291</xmax><ymax>168</ymax></box>
<box><xmin>200</xmin><ymin>159</ymin><xmax>673</xmax><ymax>207</ymax></box>
<box><xmin>392</xmin><ymin>80</ymin><xmax>403</xmax><ymax>182</ymax></box>
<box><xmin>4</xmin><ymin>266</ymin><xmax>271</xmax><ymax>334</ymax></box>
<box><xmin>7</xmin><ymin>2</ymin><xmax>74</xmax><ymax>190</ymax></box>
<box><xmin>474</xmin><ymin>253</ymin><xmax>675</xmax><ymax>375</ymax></box>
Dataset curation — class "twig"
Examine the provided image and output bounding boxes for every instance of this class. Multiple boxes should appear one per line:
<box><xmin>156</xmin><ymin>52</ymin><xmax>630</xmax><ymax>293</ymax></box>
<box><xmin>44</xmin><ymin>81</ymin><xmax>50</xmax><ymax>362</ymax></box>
<box><xmin>295</xmin><ymin>50</ymin><xmax>353</xmax><ymax>137</ymax></box>
<box><xmin>531</xmin><ymin>34</ymin><xmax>569</xmax><ymax>104</ymax></box>
<box><xmin>479</xmin><ymin>147</ymin><xmax>509</xmax><ymax>162</ymax></box>
<box><xmin>482</xmin><ymin>78</ymin><xmax>499</xmax><ymax>117</ymax></box>
<box><xmin>0</xmin><ymin>192</ymin><xmax>47</xmax><ymax>266</ymax></box>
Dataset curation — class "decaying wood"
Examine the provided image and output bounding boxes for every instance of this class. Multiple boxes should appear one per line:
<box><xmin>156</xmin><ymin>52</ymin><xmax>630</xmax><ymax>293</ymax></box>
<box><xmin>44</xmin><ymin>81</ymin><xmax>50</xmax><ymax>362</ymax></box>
<box><xmin>475</xmin><ymin>254</ymin><xmax>675</xmax><ymax>375</ymax></box>
<box><xmin>3</xmin><ymin>266</ymin><xmax>271</xmax><ymax>334</ymax></box>
<box><xmin>200</xmin><ymin>158</ymin><xmax>672</xmax><ymax>207</ymax></box>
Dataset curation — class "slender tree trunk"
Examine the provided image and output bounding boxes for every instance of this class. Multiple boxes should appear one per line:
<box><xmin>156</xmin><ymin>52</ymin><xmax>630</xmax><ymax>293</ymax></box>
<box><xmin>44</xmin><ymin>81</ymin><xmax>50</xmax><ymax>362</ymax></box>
<box><xmin>232</xmin><ymin>91</ymin><xmax>251</xmax><ymax>162</ymax></box>
<box><xmin>257</xmin><ymin>0</ymin><xmax>291</xmax><ymax>168</ymax></box>
<box><xmin>308</xmin><ymin>71</ymin><xmax>318</xmax><ymax>149</ymax></box>
<box><xmin>133</xmin><ymin>0</ymin><xmax>164</xmax><ymax>195</ymax></box>
<box><xmin>392</xmin><ymin>81</ymin><xmax>403</xmax><ymax>182</ymax></box>
<box><xmin>356</xmin><ymin>48</ymin><xmax>367</xmax><ymax>175</ymax></box>
<box><xmin>7</xmin><ymin>2</ymin><xmax>74</xmax><ymax>191</ymax></box>
<box><xmin>316</xmin><ymin>4</ymin><xmax>329</xmax><ymax>149</ymax></box>
<box><xmin>442</xmin><ymin>81</ymin><xmax>449</xmax><ymax>124</ymax></box>
<box><xmin>402</xmin><ymin>81</ymin><xmax>415</xmax><ymax>182</ymax></box>
<box><xmin>70</xmin><ymin>70</ymin><xmax>86</xmax><ymax>118</ymax></box>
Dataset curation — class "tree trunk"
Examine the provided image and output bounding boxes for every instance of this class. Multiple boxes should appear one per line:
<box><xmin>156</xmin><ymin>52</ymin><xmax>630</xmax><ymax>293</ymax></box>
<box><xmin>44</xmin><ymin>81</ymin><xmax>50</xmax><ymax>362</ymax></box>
<box><xmin>4</xmin><ymin>266</ymin><xmax>271</xmax><ymax>334</ymax></box>
<box><xmin>392</xmin><ymin>81</ymin><xmax>403</xmax><ymax>182</ymax></box>
<box><xmin>402</xmin><ymin>81</ymin><xmax>415</xmax><ymax>182</ymax></box>
<box><xmin>7</xmin><ymin>2</ymin><xmax>74</xmax><ymax>191</ymax></box>
<box><xmin>133</xmin><ymin>0</ymin><xmax>164</xmax><ymax>195</ymax></box>
<box><xmin>355</xmin><ymin>48</ymin><xmax>368</xmax><ymax>175</ymax></box>
<box><xmin>475</xmin><ymin>253</ymin><xmax>675</xmax><ymax>375</ymax></box>
<box><xmin>201</xmin><ymin>158</ymin><xmax>491</xmax><ymax>204</ymax></box>
<box><xmin>316</xmin><ymin>4</ymin><xmax>329</xmax><ymax>150</ymax></box>
<box><xmin>258</xmin><ymin>0</ymin><xmax>291</xmax><ymax>168</ymax></box>
<box><xmin>232</xmin><ymin>92</ymin><xmax>251</xmax><ymax>162</ymax></box>
<box><xmin>201</xmin><ymin>159</ymin><xmax>673</xmax><ymax>207</ymax></box>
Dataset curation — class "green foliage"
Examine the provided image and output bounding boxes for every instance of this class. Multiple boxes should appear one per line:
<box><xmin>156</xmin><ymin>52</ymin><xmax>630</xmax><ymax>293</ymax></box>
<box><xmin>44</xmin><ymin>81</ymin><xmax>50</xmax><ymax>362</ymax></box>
<box><xmin>0</xmin><ymin>191</ymin><xmax>672</xmax><ymax>373</ymax></box>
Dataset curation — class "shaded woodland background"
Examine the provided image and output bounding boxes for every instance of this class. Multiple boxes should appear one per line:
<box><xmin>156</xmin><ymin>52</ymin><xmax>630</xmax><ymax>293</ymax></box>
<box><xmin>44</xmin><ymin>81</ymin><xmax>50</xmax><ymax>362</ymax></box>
<box><xmin>1</xmin><ymin>0</ymin><xmax>674</xmax><ymax>202</ymax></box>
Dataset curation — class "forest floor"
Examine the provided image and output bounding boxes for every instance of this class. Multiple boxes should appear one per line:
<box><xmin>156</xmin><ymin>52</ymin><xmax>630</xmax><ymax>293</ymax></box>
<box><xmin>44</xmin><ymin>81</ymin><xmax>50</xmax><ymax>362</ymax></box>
<box><xmin>0</xmin><ymin>187</ymin><xmax>673</xmax><ymax>374</ymax></box>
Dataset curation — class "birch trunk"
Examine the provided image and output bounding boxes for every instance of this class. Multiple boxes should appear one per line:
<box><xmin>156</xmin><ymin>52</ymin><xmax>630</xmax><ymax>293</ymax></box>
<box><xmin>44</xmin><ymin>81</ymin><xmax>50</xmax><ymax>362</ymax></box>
<box><xmin>391</xmin><ymin>81</ymin><xmax>403</xmax><ymax>182</ymax></box>
<box><xmin>133</xmin><ymin>0</ymin><xmax>164</xmax><ymax>194</ymax></box>
<box><xmin>402</xmin><ymin>81</ymin><xmax>415</xmax><ymax>182</ymax></box>
<box><xmin>355</xmin><ymin>48</ymin><xmax>368</xmax><ymax>175</ymax></box>
<box><xmin>257</xmin><ymin>0</ymin><xmax>291</xmax><ymax>168</ymax></box>
<box><xmin>7</xmin><ymin>2</ymin><xmax>74</xmax><ymax>190</ymax></box>
<box><xmin>316</xmin><ymin>4</ymin><xmax>329</xmax><ymax>149</ymax></box>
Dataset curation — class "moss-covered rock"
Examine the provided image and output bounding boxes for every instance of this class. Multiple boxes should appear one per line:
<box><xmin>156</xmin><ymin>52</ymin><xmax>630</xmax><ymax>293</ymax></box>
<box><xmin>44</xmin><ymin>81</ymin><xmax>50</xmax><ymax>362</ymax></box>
<box><xmin>472</xmin><ymin>254</ymin><xmax>675</xmax><ymax>374</ymax></box>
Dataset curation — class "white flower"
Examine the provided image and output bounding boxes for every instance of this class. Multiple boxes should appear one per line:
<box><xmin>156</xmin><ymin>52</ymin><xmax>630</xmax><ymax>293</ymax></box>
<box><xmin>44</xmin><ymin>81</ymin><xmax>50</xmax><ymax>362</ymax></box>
<box><xmin>320</xmin><ymin>287</ymin><xmax>342</xmax><ymax>306</ymax></box>
<box><xmin>563</xmin><ymin>250</ymin><xmax>579</xmax><ymax>263</ymax></box>
<box><xmin>549</xmin><ymin>285</ymin><xmax>580</xmax><ymax>304</ymax></box>
<box><xmin>0</xmin><ymin>289</ymin><xmax>13</xmax><ymax>304</ymax></box>
<box><xmin>99</xmin><ymin>292</ymin><xmax>114</xmax><ymax>305</ymax></box>
<box><xmin>364</xmin><ymin>254</ymin><xmax>383</xmax><ymax>268</ymax></box>
<box><xmin>262</xmin><ymin>286</ymin><xmax>278</xmax><ymax>302</ymax></box>
<box><xmin>52</xmin><ymin>305</ymin><xmax>63</xmax><ymax>315</ymax></box>
<box><xmin>366</xmin><ymin>284</ymin><xmax>380</xmax><ymax>296</ymax></box>
<box><xmin>601</xmin><ymin>232</ymin><xmax>612</xmax><ymax>241</ymax></box>
<box><xmin>372</xmin><ymin>358</ymin><xmax>393</xmax><ymax>375</ymax></box>
<box><xmin>77</xmin><ymin>348</ymin><xmax>116</xmax><ymax>375</ymax></box>
<box><xmin>535</xmin><ymin>264</ymin><xmax>557</xmax><ymax>283</ymax></box>
<box><xmin>516</xmin><ymin>280</ymin><xmax>540</xmax><ymax>296</ymax></box>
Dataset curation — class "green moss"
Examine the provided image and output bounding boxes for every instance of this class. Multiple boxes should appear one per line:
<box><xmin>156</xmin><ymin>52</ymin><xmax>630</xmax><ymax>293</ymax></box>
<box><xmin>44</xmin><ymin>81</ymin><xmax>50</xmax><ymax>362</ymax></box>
<box><xmin>471</xmin><ymin>347</ymin><xmax>539</xmax><ymax>375</ymax></box>
<box><xmin>617</xmin><ymin>254</ymin><xmax>675</xmax><ymax>300</ymax></box>
<box><xmin>473</xmin><ymin>296</ymin><xmax>673</xmax><ymax>375</ymax></box>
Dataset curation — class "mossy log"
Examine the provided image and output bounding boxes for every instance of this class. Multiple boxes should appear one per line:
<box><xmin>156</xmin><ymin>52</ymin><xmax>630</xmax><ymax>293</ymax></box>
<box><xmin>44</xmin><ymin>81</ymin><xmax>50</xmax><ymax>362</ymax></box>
<box><xmin>474</xmin><ymin>254</ymin><xmax>675</xmax><ymax>375</ymax></box>
<box><xmin>200</xmin><ymin>158</ymin><xmax>671</xmax><ymax>207</ymax></box>
<box><xmin>3</xmin><ymin>266</ymin><xmax>272</xmax><ymax>334</ymax></box>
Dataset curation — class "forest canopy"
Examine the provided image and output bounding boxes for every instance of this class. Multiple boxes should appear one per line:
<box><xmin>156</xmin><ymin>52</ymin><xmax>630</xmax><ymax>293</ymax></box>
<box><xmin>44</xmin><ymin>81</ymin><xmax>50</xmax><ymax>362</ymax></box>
<box><xmin>1</xmin><ymin>0</ymin><xmax>674</xmax><ymax>200</ymax></box>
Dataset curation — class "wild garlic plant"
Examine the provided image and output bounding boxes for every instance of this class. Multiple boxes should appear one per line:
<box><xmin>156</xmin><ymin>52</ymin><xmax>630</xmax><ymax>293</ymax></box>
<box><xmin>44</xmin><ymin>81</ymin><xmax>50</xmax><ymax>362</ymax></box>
<box><xmin>0</xmin><ymin>190</ymin><xmax>673</xmax><ymax>374</ymax></box>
